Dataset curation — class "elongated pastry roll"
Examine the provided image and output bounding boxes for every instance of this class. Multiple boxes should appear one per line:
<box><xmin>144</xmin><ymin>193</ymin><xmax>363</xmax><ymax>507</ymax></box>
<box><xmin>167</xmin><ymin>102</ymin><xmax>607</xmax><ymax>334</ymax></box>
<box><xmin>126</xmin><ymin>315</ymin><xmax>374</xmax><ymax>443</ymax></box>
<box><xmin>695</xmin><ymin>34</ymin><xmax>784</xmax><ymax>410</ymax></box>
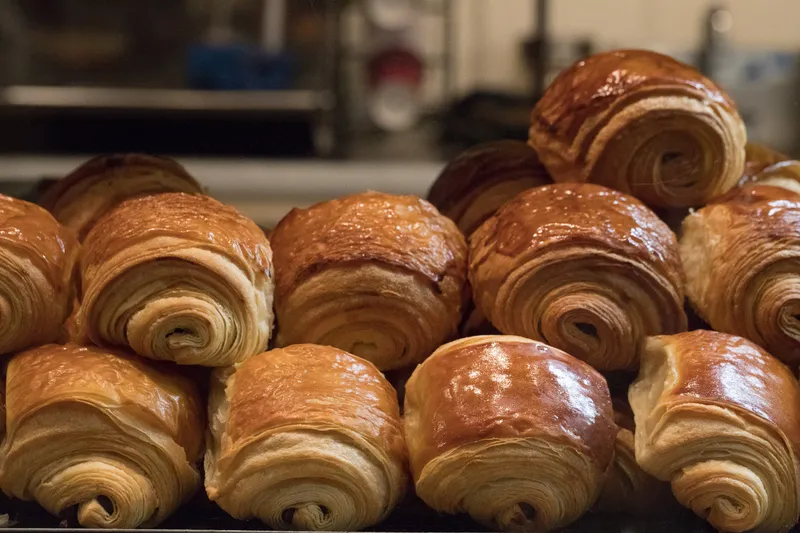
<box><xmin>740</xmin><ymin>160</ymin><xmax>800</xmax><ymax>196</ymax></box>
<box><xmin>78</xmin><ymin>192</ymin><xmax>273</xmax><ymax>366</ymax></box>
<box><xmin>469</xmin><ymin>183</ymin><xmax>686</xmax><ymax>371</ymax></box>
<box><xmin>206</xmin><ymin>344</ymin><xmax>407</xmax><ymax>531</ymax></box>
<box><xmin>0</xmin><ymin>195</ymin><xmax>78</xmax><ymax>354</ymax></box>
<box><xmin>405</xmin><ymin>335</ymin><xmax>616</xmax><ymax>532</ymax></box>
<box><xmin>529</xmin><ymin>49</ymin><xmax>746</xmax><ymax>208</ymax></box>
<box><xmin>271</xmin><ymin>191</ymin><xmax>467</xmax><ymax>370</ymax></box>
<box><xmin>41</xmin><ymin>154</ymin><xmax>203</xmax><ymax>241</ymax></box>
<box><xmin>630</xmin><ymin>330</ymin><xmax>800</xmax><ymax>533</ymax></box>
<box><xmin>0</xmin><ymin>343</ymin><xmax>203</xmax><ymax>529</ymax></box>
<box><xmin>681</xmin><ymin>185</ymin><xmax>800</xmax><ymax>365</ymax></box>
<box><xmin>426</xmin><ymin>140</ymin><xmax>551</xmax><ymax>236</ymax></box>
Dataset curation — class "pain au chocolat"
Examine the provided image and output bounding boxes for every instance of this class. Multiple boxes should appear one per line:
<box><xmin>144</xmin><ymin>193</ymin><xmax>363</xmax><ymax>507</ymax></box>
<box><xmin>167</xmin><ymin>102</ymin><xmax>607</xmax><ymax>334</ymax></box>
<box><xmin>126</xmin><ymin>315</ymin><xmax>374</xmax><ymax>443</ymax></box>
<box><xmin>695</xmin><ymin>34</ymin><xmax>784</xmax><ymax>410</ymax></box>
<box><xmin>78</xmin><ymin>192</ymin><xmax>274</xmax><ymax>366</ymax></box>
<box><xmin>529</xmin><ymin>49</ymin><xmax>746</xmax><ymax>208</ymax></box>
<box><xmin>629</xmin><ymin>330</ymin><xmax>800</xmax><ymax>533</ymax></box>
<box><xmin>469</xmin><ymin>182</ymin><xmax>686</xmax><ymax>371</ymax></box>
<box><xmin>206</xmin><ymin>344</ymin><xmax>407</xmax><ymax>531</ymax></box>
<box><xmin>41</xmin><ymin>154</ymin><xmax>203</xmax><ymax>241</ymax></box>
<box><xmin>0</xmin><ymin>343</ymin><xmax>203</xmax><ymax>529</ymax></box>
<box><xmin>270</xmin><ymin>191</ymin><xmax>467</xmax><ymax>371</ymax></box>
<box><xmin>404</xmin><ymin>335</ymin><xmax>616</xmax><ymax>532</ymax></box>
<box><xmin>426</xmin><ymin>140</ymin><xmax>551</xmax><ymax>237</ymax></box>
<box><xmin>681</xmin><ymin>185</ymin><xmax>800</xmax><ymax>365</ymax></box>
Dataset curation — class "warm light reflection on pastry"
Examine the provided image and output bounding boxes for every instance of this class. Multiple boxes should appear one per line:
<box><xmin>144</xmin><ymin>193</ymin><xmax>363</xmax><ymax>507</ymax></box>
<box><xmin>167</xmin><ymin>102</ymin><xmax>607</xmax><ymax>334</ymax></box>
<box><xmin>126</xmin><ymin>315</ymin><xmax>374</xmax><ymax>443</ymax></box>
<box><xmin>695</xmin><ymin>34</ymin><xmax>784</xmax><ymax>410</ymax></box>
<box><xmin>205</xmin><ymin>344</ymin><xmax>407</xmax><ymax>531</ymax></box>
<box><xmin>426</xmin><ymin>140</ymin><xmax>551</xmax><ymax>236</ymax></box>
<box><xmin>40</xmin><ymin>154</ymin><xmax>203</xmax><ymax>241</ymax></box>
<box><xmin>629</xmin><ymin>330</ymin><xmax>800</xmax><ymax>533</ymax></box>
<box><xmin>404</xmin><ymin>335</ymin><xmax>616</xmax><ymax>532</ymax></box>
<box><xmin>681</xmin><ymin>185</ymin><xmax>800</xmax><ymax>365</ymax></box>
<box><xmin>739</xmin><ymin>160</ymin><xmax>800</xmax><ymax>196</ymax></box>
<box><xmin>0</xmin><ymin>343</ymin><xmax>203</xmax><ymax>529</ymax></box>
<box><xmin>529</xmin><ymin>49</ymin><xmax>746</xmax><ymax>208</ymax></box>
<box><xmin>469</xmin><ymin>183</ymin><xmax>686</xmax><ymax>371</ymax></box>
<box><xmin>78</xmin><ymin>192</ymin><xmax>274</xmax><ymax>366</ymax></box>
<box><xmin>741</xmin><ymin>142</ymin><xmax>790</xmax><ymax>183</ymax></box>
<box><xmin>0</xmin><ymin>194</ymin><xmax>78</xmax><ymax>354</ymax></box>
<box><xmin>270</xmin><ymin>191</ymin><xmax>467</xmax><ymax>371</ymax></box>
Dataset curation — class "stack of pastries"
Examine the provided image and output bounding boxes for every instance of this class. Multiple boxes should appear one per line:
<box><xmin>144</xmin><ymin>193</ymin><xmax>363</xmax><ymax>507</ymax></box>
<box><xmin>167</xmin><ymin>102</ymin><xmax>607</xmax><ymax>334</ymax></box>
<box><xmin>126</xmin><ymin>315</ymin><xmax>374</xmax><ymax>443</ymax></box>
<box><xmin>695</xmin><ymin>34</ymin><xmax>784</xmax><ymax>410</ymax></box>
<box><xmin>0</xmin><ymin>47</ymin><xmax>799</xmax><ymax>533</ymax></box>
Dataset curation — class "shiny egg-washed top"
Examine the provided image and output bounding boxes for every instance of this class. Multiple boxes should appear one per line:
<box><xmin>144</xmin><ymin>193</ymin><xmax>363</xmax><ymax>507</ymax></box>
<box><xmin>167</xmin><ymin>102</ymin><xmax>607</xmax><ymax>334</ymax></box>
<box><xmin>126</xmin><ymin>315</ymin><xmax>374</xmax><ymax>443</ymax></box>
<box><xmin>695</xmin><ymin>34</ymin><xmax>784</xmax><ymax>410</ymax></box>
<box><xmin>530</xmin><ymin>49</ymin><xmax>734</xmax><ymax>146</ymax></box>
<box><xmin>426</xmin><ymin>140</ymin><xmax>551</xmax><ymax>214</ymax></box>
<box><xmin>222</xmin><ymin>344</ymin><xmax>406</xmax><ymax>462</ymax></box>
<box><xmin>81</xmin><ymin>192</ymin><xmax>272</xmax><ymax>279</ymax></box>
<box><xmin>270</xmin><ymin>191</ymin><xmax>467</xmax><ymax>300</ymax></box>
<box><xmin>704</xmin><ymin>184</ymin><xmax>800</xmax><ymax>243</ymax></box>
<box><xmin>470</xmin><ymin>183</ymin><xmax>683</xmax><ymax>285</ymax></box>
<box><xmin>0</xmin><ymin>194</ymin><xmax>78</xmax><ymax>292</ymax></box>
<box><xmin>740</xmin><ymin>143</ymin><xmax>790</xmax><ymax>183</ymax></box>
<box><xmin>6</xmin><ymin>343</ymin><xmax>204</xmax><ymax>461</ymax></box>
<box><xmin>405</xmin><ymin>336</ymin><xmax>616</xmax><ymax>478</ymax></box>
<box><xmin>650</xmin><ymin>330</ymin><xmax>800</xmax><ymax>457</ymax></box>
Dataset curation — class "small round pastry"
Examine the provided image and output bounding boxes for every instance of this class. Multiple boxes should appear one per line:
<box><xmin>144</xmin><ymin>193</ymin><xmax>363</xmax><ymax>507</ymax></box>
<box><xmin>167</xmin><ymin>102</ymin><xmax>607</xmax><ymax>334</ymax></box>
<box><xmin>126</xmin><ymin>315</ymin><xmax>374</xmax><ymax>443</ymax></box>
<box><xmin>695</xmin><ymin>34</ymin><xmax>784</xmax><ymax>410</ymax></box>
<box><xmin>40</xmin><ymin>154</ymin><xmax>203</xmax><ymax>240</ymax></box>
<box><xmin>0</xmin><ymin>194</ymin><xmax>78</xmax><ymax>354</ymax></box>
<box><xmin>270</xmin><ymin>191</ymin><xmax>467</xmax><ymax>371</ymax></box>
<box><xmin>206</xmin><ymin>344</ymin><xmax>407</xmax><ymax>531</ymax></box>
<box><xmin>0</xmin><ymin>343</ymin><xmax>203</xmax><ymax>529</ymax></box>
<box><xmin>469</xmin><ymin>182</ymin><xmax>686</xmax><ymax>371</ymax></box>
<box><xmin>426</xmin><ymin>140</ymin><xmax>551</xmax><ymax>236</ymax></box>
<box><xmin>529</xmin><ymin>49</ymin><xmax>746</xmax><ymax>208</ymax></box>
<box><xmin>78</xmin><ymin>192</ymin><xmax>274</xmax><ymax>366</ymax></box>
<box><xmin>404</xmin><ymin>335</ymin><xmax>616</xmax><ymax>532</ymax></box>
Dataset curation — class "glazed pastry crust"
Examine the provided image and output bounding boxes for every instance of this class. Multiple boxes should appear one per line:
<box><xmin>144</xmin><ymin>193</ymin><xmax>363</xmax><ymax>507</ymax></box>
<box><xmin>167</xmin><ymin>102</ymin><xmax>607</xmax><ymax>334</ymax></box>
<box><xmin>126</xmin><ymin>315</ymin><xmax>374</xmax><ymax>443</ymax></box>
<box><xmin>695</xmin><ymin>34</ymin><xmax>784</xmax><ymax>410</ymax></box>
<box><xmin>469</xmin><ymin>182</ymin><xmax>686</xmax><ymax>370</ymax></box>
<box><xmin>629</xmin><ymin>330</ymin><xmax>800</xmax><ymax>533</ymax></box>
<box><xmin>404</xmin><ymin>335</ymin><xmax>616</xmax><ymax>532</ymax></box>
<box><xmin>0</xmin><ymin>343</ymin><xmax>203</xmax><ymax>529</ymax></box>
<box><xmin>206</xmin><ymin>344</ymin><xmax>407</xmax><ymax>531</ymax></box>
<box><xmin>529</xmin><ymin>49</ymin><xmax>746</xmax><ymax>208</ymax></box>
<box><xmin>680</xmin><ymin>185</ymin><xmax>800</xmax><ymax>364</ymax></box>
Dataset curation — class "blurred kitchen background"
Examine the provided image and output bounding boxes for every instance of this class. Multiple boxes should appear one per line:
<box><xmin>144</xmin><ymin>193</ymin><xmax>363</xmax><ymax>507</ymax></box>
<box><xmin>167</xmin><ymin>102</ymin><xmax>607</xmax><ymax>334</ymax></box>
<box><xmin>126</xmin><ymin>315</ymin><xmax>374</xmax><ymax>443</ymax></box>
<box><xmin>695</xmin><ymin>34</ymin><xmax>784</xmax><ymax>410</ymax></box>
<box><xmin>0</xmin><ymin>0</ymin><xmax>797</xmax><ymax>226</ymax></box>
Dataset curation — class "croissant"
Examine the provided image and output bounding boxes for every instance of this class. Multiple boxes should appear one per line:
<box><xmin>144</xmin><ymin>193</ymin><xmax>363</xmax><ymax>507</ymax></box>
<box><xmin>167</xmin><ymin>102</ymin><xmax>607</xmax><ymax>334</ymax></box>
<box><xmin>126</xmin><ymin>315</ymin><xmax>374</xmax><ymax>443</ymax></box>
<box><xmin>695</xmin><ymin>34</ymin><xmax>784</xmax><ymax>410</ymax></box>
<box><xmin>529</xmin><ymin>49</ymin><xmax>746</xmax><ymax>208</ymax></box>
<box><xmin>206</xmin><ymin>344</ymin><xmax>407</xmax><ymax>531</ymax></box>
<box><xmin>629</xmin><ymin>330</ymin><xmax>800</xmax><ymax>533</ymax></box>
<box><xmin>681</xmin><ymin>185</ymin><xmax>800</xmax><ymax>365</ymax></box>
<box><xmin>404</xmin><ymin>335</ymin><xmax>616</xmax><ymax>532</ymax></box>
<box><xmin>0</xmin><ymin>194</ymin><xmax>78</xmax><ymax>354</ymax></box>
<box><xmin>469</xmin><ymin>183</ymin><xmax>686</xmax><ymax>371</ymax></box>
<box><xmin>78</xmin><ymin>192</ymin><xmax>274</xmax><ymax>366</ymax></box>
<box><xmin>0</xmin><ymin>343</ymin><xmax>203</xmax><ymax>529</ymax></box>
<box><xmin>40</xmin><ymin>154</ymin><xmax>203</xmax><ymax>241</ymax></box>
<box><xmin>270</xmin><ymin>191</ymin><xmax>467</xmax><ymax>370</ymax></box>
<box><xmin>426</xmin><ymin>140</ymin><xmax>551</xmax><ymax>236</ymax></box>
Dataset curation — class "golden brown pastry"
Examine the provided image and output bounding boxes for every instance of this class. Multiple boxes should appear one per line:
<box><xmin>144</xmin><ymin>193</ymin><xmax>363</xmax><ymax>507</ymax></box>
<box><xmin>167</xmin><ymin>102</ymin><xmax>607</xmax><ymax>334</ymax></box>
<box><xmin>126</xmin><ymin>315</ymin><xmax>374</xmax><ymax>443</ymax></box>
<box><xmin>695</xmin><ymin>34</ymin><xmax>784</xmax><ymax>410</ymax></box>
<box><xmin>0</xmin><ymin>343</ymin><xmax>203</xmax><ymax>529</ymax></box>
<box><xmin>78</xmin><ymin>192</ymin><xmax>274</xmax><ymax>366</ymax></box>
<box><xmin>206</xmin><ymin>344</ymin><xmax>407</xmax><ymax>531</ymax></box>
<box><xmin>426</xmin><ymin>140</ymin><xmax>551</xmax><ymax>236</ymax></box>
<box><xmin>404</xmin><ymin>335</ymin><xmax>616</xmax><ymax>532</ymax></box>
<box><xmin>469</xmin><ymin>183</ymin><xmax>686</xmax><ymax>371</ymax></box>
<box><xmin>681</xmin><ymin>185</ymin><xmax>800</xmax><ymax>365</ymax></box>
<box><xmin>739</xmin><ymin>160</ymin><xmax>800</xmax><ymax>196</ymax></box>
<box><xmin>529</xmin><ymin>49</ymin><xmax>746</xmax><ymax>208</ymax></box>
<box><xmin>270</xmin><ymin>191</ymin><xmax>467</xmax><ymax>370</ymax></box>
<box><xmin>41</xmin><ymin>154</ymin><xmax>203</xmax><ymax>241</ymax></box>
<box><xmin>741</xmin><ymin>142</ymin><xmax>790</xmax><ymax>183</ymax></box>
<box><xmin>629</xmin><ymin>330</ymin><xmax>800</xmax><ymax>533</ymax></box>
<box><xmin>0</xmin><ymin>194</ymin><xmax>78</xmax><ymax>354</ymax></box>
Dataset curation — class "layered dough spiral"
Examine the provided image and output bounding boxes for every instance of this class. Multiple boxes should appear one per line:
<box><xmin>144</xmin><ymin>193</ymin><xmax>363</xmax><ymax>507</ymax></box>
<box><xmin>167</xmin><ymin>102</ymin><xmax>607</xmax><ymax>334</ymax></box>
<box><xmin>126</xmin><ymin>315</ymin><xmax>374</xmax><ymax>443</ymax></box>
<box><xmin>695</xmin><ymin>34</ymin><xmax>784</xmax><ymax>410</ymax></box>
<box><xmin>0</xmin><ymin>343</ymin><xmax>203</xmax><ymax>529</ymax></box>
<box><xmin>78</xmin><ymin>192</ymin><xmax>274</xmax><ymax>366</ymax></box>
<box><xmin>426</xmin><ymin>140</ymin><xmax>551</xmax><ymax>236</ymax></box>
<box><xmin>529</xmin><ymin>49</ymin><xmax>746</xmax><ymax>208</ymax></box>
<box><xmin>270</xmin><ymin>191</ymin><xmax>467</xmax><ymax>370</ymax></box>
<box><xmin>681</xmin><ymin>185</ymin><xmax>800</xmax><ymax>365</ymax></box>
<box><xmin>0</xmin><ymin>194</ymin><xmax>78</xmax><ymax>354</ymax></box>
<box><xmin>404</xmin><ymin>335</ymin><xmax>616</xmax><ymax>532</ymax></box>
<box><xmin>41</xmin><ymin>154</ymin><xmax>203</xmax><ymax>241</ymax></box>
<box><xmin>629</xmin><ymin>330</ymin><xmax>800</xmax><ymax>533</ymax></box>
<box><xmin>469</xmin><ymin>183</ymin><xmax>686</xmax><ymax>371</ymax></box>
<box><xmin>205</xmin><ymin>344</ymin><xmax>407</xmax><ymax>531</ymax></box>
